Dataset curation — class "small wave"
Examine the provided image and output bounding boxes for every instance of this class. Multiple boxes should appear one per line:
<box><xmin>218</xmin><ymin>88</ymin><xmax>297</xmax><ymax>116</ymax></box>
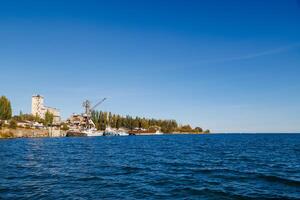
<box><xmin>170</xmin><ymin>187</ymin><xmax>255</xmax><ymax>200</ymax></box>
<box><xmin>148</xmin><ymin>179</ymin><xmax>173</xmax><ymax>187</ymax></box>
<box><xmin>170</xmin><ymin>187</ymin><xmax>206</xmax><ymax>196</ymax></box>
<box><xmin>121</xmin><ymin>166</ymin><xmax>145</xmax><ymax>174</ymax></box>
<box><xmin>191</xmin><ymin>167</ymin><xmax>242</xmax><ymax>175</ymax></box>
<box><xmin>257</xmin><ymin>174</ymin><xmax>300</xmax><ymax>186</ymax></box>
<box><xmin>77</xmin><ymin>176</ymin><xmax>104</xmax><ymax>181</ymax></box>
<box><xmin>121</xmin><ymin>166</ymin><xmax>143</xmax><ymax>171</ymax></box>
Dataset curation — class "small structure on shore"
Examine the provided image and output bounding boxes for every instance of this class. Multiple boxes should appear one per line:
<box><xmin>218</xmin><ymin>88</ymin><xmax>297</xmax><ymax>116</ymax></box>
<box><xmin>66</xmin><ymin>113</ymin><xmax>95</xmax><ymax>132</ymax></box>
<box><xmin>65</xmin><ymin>98</ymin><xmax>106</xmax><ymax>136</ymax></box>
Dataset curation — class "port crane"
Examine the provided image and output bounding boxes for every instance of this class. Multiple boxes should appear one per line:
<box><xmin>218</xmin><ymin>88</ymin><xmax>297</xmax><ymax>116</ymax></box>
<box><xmin>82</xmin><ymin>98</ymin><xmax>107</xmax><ymax>117</ymax></box>
<box><xmin>82</xmin><ymin>98</ymin><xmax>107</xmax><ymax>129</ymax></box>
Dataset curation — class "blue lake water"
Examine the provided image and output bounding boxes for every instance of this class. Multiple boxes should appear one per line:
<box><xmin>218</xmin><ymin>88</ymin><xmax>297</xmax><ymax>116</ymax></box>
<box><xmin>0</xmin><ymin>134</ymin><xmax>300</xmax><ymax>200</ymax></box>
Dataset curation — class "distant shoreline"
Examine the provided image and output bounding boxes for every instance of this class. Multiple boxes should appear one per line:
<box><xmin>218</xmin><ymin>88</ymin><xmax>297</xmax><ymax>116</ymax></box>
<box><xmin>2</xmin><ymin>128</ymin><xmax>298</xmax><ymax>139</ymax></box>
<box><xmin>0</xmin><ymin>128</ymin><xmax>209</xmax><ymax>139</ymax></box>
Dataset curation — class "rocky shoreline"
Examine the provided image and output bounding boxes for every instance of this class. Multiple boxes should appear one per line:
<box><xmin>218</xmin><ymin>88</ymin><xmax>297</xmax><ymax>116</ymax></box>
<box><xmin>0</xmin><ymin>128</ymin><xmax>66</xmax><ymax>139</ymax></box>
<box><xmin>0</xmin><ymin>128</ymin><xmax>209</xmax><ymax>139</ymax></box>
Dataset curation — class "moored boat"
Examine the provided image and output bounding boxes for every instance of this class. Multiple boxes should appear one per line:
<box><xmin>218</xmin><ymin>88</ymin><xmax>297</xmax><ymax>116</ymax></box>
<box><xmin>128</xmin><ymin>128</ymin><xmax>163</xmax><ymax>135</ymax></box>
<box><xmin>103</xmin><ymin>127</ymin><xmax>129</xmax><ymax>136</ymax></box>
<box><xmin>66</xmin><ymin>131</ymin><xmax>87</xmax><ymax>137</ymax></box>
<box><xmin>82</xmin><ymin>129</ymin><xmax>104</xmax><ymax>137</ymax></box>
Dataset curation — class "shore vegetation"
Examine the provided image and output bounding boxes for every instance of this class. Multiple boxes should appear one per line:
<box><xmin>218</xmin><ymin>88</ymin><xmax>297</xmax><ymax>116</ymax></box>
<box><xmin>91</xmin><ymin>111</ymin><xmax>209</xmax><ymax>133</ymax></box>
<box><xmin>0</xmin><ymin>96</ymin><xmax>12</xmax><ymax>121</ymax></box>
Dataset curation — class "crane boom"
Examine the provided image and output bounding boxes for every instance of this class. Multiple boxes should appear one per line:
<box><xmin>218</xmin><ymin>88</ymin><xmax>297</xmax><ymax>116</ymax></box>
<box><xmin>90</xmin><ymin>98</ymin><xmax>107</xmax><ymax>112</ymax></box>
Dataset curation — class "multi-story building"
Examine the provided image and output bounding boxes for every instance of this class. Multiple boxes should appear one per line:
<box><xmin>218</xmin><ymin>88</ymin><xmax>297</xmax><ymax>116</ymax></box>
<box><xmin>31</xmin><ymin>95</ymin><xmax>45</xmax><ymax>119</ymax></box>
<box><xmin>31</xmin><ymin>95</ymin><xmax>61</xmax><ymax>123</ymax></box>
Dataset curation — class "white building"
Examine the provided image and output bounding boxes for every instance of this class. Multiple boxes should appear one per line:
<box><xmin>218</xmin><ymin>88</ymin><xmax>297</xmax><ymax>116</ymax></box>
<box><xmin>31</xmin><ymin>95</ymin><xmax>61</xmax><ymax>123</ymax></box>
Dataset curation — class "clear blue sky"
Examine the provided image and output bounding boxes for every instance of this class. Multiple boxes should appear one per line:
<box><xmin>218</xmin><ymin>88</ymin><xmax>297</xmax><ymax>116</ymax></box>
<box><xmin>0</xmin><ymin>0</ymin><xmax>300</xmax><ymax>133</ymax></box>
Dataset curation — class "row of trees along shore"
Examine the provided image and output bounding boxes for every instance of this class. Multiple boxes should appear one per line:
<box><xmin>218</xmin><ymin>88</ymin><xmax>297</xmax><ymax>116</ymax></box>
<box><xmin>91</xmin><ymin>111</ymin><xmax>210</xmax><ymax>133</ymax></box>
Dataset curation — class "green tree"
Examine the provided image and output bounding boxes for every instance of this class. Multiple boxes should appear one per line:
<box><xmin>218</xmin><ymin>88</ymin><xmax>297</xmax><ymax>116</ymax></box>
<box><xmin>44</xmin><ymin>110</ymin><xmax>54</xmax><ymax>126</ymax></box>
<box><xmin>204</xmin><ymin>129</ymin><xmax>210</xmax><ymax>134</ymax></box>
<box><xmin>34</xmin><ymin>113</ymin><xmax>40</xmax><ymax>122</ymax></box>
<box><xmin>61</xmin><ymin>123</ymin><xmax>69</xmax><ymax>131</ymax></box>
<box><xmin>116</xmin><ymin>118</ymin><xmax>121</xmax><ymax>129</ymax></box>
<box><xmin>0</xmin><ymin>96</ymin><xmax>12</xmax><ymax>120</ymax></box>
<box><xmin>19</xmin><ymin>111</ymin><xmax>23</xmax><ymax>120</ymax></box>
<box><xmin>22</xmin><ymin>114</ymin><xmax>35</xmax><ymax>122</ymax></box>
<box><xmin>9</xmin><ymin>119</ymin><xmax>17</xmax><ymax>129</ymax></box>
<box><xmin>140</xmin><ymin>118</ymin><xmax>149</xmax><ymax>129</ymax></box>
<box><xmin>194</xmin><ymin>127</ymin><xmax>203</xmax><ymax>133</ymax></box>
<box><xmin>178</xmin><ymin>125</ymin><xmax>193</xmax><ymax>133</ymax></box>
<box><xmin>132</xmin><ymin>117</ymin><xmax>139</xmax><ymax>129</ymax></box>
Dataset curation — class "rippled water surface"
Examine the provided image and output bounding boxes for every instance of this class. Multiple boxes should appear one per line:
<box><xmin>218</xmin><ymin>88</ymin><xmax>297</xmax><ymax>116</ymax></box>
<box><xmin>0</xmin><ymin>134</ymin><xmax>300</xmax><ymax>200</ymax></box>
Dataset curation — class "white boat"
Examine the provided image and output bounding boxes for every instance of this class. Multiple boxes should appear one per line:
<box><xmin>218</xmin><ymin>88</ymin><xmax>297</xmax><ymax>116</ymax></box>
<box><xmin>103</xmin><ymin>127</ymin><xmax>129</xmax><ymax>136</ymax></box>
<box><xmin>82</xmin><ymin>128</ymin><xmax>104</xmax><ymax>137</ymax></box>
<box><xmin>117</xmin><ymin>131</ymin><xmax>129</xmax><ymax>136</ymax></box>
<box><xmin>155</xmin><ymin>130</ymin><xmax>163</xmax><ymax>135</ymax></box>
<box><xmin>86</xmin><ymin>131</ymin><xmax>104</xmax><ymax>137</ymax></box>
